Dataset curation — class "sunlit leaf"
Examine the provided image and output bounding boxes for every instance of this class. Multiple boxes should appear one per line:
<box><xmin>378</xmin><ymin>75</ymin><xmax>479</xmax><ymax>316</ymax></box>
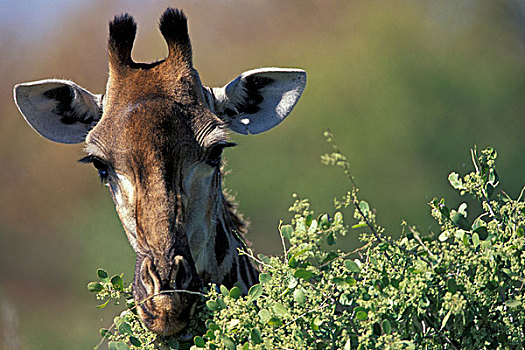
<box><xmin>294</xmin><ymin>268</ymin><xmax>315</xmax><ymax>280</ymax></box>
<box><xmin>248</xmin><ymin>284</ymin><xmax>263</xmax><ymax>301</ymax></box>
<box><xmin>87</xmin><ymin>282</ymin><xmax>103</xmax><ymax>293</ymax></box>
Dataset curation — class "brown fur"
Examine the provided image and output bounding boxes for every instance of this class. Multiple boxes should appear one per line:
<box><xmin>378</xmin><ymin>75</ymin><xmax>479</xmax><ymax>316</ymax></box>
<box><xmin>83</xmin><ymin>9</ymin><xmax>258</xmax><ymax>335</ymax></box>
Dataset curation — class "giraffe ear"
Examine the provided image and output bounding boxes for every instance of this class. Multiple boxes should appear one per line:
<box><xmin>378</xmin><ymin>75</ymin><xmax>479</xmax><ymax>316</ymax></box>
<box><xmin>13</xmin><ymin>79</ymin><xmax>102</xmax><ymax>144</ymax></box>
<box><xmin>208</xmin><ymin>68</ymin><xmax>306</xmax><ymax>135</ymax></box>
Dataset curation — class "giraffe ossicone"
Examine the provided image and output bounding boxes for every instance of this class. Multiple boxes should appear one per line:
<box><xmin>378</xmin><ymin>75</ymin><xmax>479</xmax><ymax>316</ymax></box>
<box><xmin>13</xmin><ymin>7</ymin><xmax>306</xmax><ymax>335</ymax></box>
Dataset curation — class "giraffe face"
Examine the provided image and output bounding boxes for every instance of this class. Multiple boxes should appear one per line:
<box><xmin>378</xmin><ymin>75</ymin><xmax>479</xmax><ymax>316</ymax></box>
<box><xmin>13</xmin><ymin>7</ymin><xmax>306</xmax><ymax>336</ymax></box>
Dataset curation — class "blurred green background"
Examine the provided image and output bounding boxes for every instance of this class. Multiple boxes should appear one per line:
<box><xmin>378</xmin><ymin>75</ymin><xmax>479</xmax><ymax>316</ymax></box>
<box><xmin>0</xmin><ymin>0</ymin><xmax>524</xmax><ymax>348</ymax></box>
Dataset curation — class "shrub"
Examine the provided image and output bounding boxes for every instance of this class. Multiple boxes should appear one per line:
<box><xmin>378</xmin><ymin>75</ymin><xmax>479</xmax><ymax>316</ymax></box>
<box><xmin>89</xmin><ymin>134</ymin><xmax>525</xmax><ymax>349</ymax></box>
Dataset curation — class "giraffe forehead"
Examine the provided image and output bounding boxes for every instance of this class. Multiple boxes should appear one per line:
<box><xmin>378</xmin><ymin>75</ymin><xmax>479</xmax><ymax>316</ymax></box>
<box><xmin>88</xmin><ymin>99</ymin><xmax>208</xmax><ymax>166</ymax></box>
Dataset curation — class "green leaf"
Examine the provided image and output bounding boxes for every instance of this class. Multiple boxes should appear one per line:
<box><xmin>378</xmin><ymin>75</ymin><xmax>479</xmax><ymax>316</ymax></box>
<box><xmin>451</xmin><ymin>211</ymin><xmax>470</xmax><ymax>230</ymax></box>
<box><xmin>355</xmin><ymin>310</ymin><xmax>368</xmax><ymax>320</ymax></box>
<box><xmin>108</xmin><ymin>342</ymin><xmax>129</xmax><ymax>350</ymax></box>
<box><xmin>118</xmin><ymin>322</ymin><xmax>133</xmax><ymax>336</ymax></box>
<box><xmin>220</xmin><ymin>285</ymin><xmax>229</xmax><ymax>297</ymax></box>
<box><xmin>458</xmin><ymin>203</ymin><xmax>468</xmax><ymax>217</ymax></box>
<box><xmin>438</xmin><ymin>231</ymin><xmax>450</xmax><ymax>242</ymax></box>
<box><xmin>267</xmin><ymin>317</ymin><xmax>283</xmax><ymax>326</ymax></box>
<box><xmin>345</xmin><ymin>260</ymin><xmax>361</xmax><ymax>273</ymax></box>
<box><xmin>206</xmin><ymin>329</ymin><xmax>215</xmax><ymax>340</ymax></box>
<box><xmin>334</xmin><ymin>212</ymin><xmax>343</xmax><ymax>225</ymax></box>
<box><xmin>168</xmin><ymin>338</ymin><xmax>180</xmax><ymax>350</ymax></box>
<box><xmin>229</xmin><ymin>286</ymin><xmax>242</xmax><ymax>300</ymax></box>
<box><xmin>310</xmin><ymin>316</ymin><xmax>323</xmax><ymax>330</ymax></box>
<box><xmin>474</xmin><ymin>226</ymin><xmax>488</xmax><ymax>240</ymax></box>
<box><xmin>259</xmin><ymin>273</ymin><xmax>271</xmax><ymax>284</ymax></box>
<box><xmin>288</xmin><ymin>276</ymin><xmax>298</xmax><ymax>289</ymax></box>
<box><xmin>345</xmin><ymin>277</ymin><xmax>357</xmax><ymax>286</ymax></box>
<box><xmin>441</xmin><ymin>309</ymin><xmax>452</xmax><ymax>330</ymax></box>
<box><xmin>517</xmin><ymin>226</ymin><xmax>524</xmax><ymax>238</ymax></box>
<box><xmin>221</xmin><ymin>336</ymin><xmax>235</xmax><ymax>350</ymax></box>
<box><xmin>207</xmin><ymin>321</ymin><xmax>220</xmax><ymax>331</ymax></box>
<box><xmin>110</xmin><ymin>275</ymin><xmax>124</xmax><ymax>291</ymax></box>
<box><xmin>96</xmin><ymin>299</ymin><xmax>110</xmax><ymax>309</ymax></box>
<box><xmin>206</xmin><ymin>300</ymin><xmax>218</xmax><ymax>311</ymax></box>
<box><xmin>288</xmin><ymin>255</ymin><xmax>299</xmax><ymax>268</ymax></box>
<box><xmin>447</xmin><ymin>278</ymin><xmax>458</xmax><ymax>294</ymax></box>
<box><xmin>472</xmin><ymin>232</ymin><xmax>480</xmax><ymax>248</ymax></box>
<box><xmin>294</xmin><ymin>268</ymin><xmax>315</xmax><ymax>280</ymax></box>
<box><xmin>257</xmin><ymin>254</ymin><xmax>271</xmax><ymax>265</ymax></box>
<box><xmin>248</xmin><ymin>284</ymin><xmax>263</xmax><ymax>301</ymax></box>
<box><xmin>333</xmin><ymin>277</ymin><xmax>346</xmax><ymax>286</ymax></box>
<box><xmin>319</xmin><ymin>214</ymin><xmax>331</xmax><ymax>229</ymax></box>
<box><xmin>250</xmin><ymin>327</ymin><xmax>263</xmax><ymax>344</ymax></box>
<box><xmin>305</xmin><ymin>214</ymin><xmax>313</xmax><ymax>227</ymax></box>
<box><xmin>258</xmin><ymin>309</ymin><xmax>271</xmax><ymax>323</ymax></box>
<box><xmin>382</xmin><ymin>319</ymin><xmax>392</xmax><ymax>335</ymax></box>
<box><xmin>448</xmin><ymin>172</ymin><xmax>464</xmax><ymax>190</ymax></box>
<box><xmin>506</xmin><ymin>299</ymin><xmax>521</xmax><ymax>308</ymax></box>
<box><xmin>87</xmin><ymin>282</ymin><xmax>103</xmax><ymax>293</ymax></box>
<box><xmin>97</xmin><ymin>268</ymin><xmax>109</xmax><ymax>281</ymax></box>
<box><xmin>308</xmin><ymin>219</ymin><xmax>318</xmax><ymax>233</ymax></box>
<box><xmin>359</xmin><ymin>200</ymin><xmax>370</xmax><ymax>213</ymax></box>
<box><xmin>327</xmin><ymin>233</ymin><xmax>336</xmax><ymax>245</ymax></box>
<box><xmin>273</xmin><ymin>302</ymin><xmax>291</xmax><ymax>317</ymax></box>
<box><xmin>294</xmin><ymin>288</ymin><xmax>306</xmax><ymax>305</ymax></box>
<box><xmin>281</xmin><ymin>225</ymin><xmax>294</xmax><ymax>239</ymax></box>
<box><xmin>99</xmin><ymin>328</ymin><xmax>110</xmax><ymax>338</ymax></box>
<box><xmin>217</xmin><ymin>297</ymin><xmax>227</xmax><ymax>309</ymax></box>
<box><xmin>129</xmin><ymin>337</ymin><xmax>141</xmax><ymax>347</ymax></box>
<box><xmin>194</xmin><ymin>336</ymin><xmax>205</xmax><ymax>348</ymax></box>
<box><xmin>351</xmin><ymin>223</ymin><xmax>367</xmax><ymax>229</ymax></box>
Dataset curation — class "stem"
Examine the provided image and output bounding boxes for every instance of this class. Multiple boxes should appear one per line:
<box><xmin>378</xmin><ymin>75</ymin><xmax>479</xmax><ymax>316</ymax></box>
<box><xmin>319</xmin><ymin>242</ymin><xmax>372</xmax><ymax>268</ymax></box>
<box><xmin>238</xmin><ymin>248</ymin><xmax>273</xmax><ymax>269</ymax></box>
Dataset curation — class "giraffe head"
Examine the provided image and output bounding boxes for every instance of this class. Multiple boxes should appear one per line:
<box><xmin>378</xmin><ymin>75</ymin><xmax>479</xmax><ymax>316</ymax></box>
<box><xmin>13</xmin><ymin>8</ymin><xmax>306</xmax><ymax>335</ymax></box>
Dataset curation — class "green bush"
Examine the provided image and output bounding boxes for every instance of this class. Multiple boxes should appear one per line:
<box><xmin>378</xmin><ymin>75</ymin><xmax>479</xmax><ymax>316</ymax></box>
<box><xmin>88</xmin><ymin>134</ymin><xmax>525</xmax><ymax>349</ymax></box>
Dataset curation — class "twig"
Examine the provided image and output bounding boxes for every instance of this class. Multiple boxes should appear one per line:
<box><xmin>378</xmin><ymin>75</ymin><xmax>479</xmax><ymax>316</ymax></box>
<box><xmin>238</xmin><ymin>248</ymin><xmax>273</xmax><ymax>268</ymax></box>
<box><xmin>278</xmin><ymin>221</ymin><xmax>289</xmax><ymax>258</ymax></box>
<box><xmin>324</xmin><ymin>131</ymin><xmax>418</xmax><ymax>264</ymax></box>
<box><xmin>279</xmin><ymin>298</ymin><xmax>332</xmax><ymax>329</ymax></box>
<box><xmin>517</xmin><ymin>186</ymin><xmax>525</xmax><ymax>202</ymax></box>
<box><xmin>319</xmin><ymin>242</ymin><xmax>372</xmax><ymax>268</ymax></box>
<box><xmin>408</xmin><ymin>226</ymin><xmax>436</xmax><ymax>260</ymax></box>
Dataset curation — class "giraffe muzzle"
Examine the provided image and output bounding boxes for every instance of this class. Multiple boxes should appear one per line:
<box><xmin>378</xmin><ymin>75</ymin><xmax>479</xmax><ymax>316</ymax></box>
<box><xmin>134</xmin><ymin>255</ymin><xmax>201</xmax><ymax>336</ymax></box>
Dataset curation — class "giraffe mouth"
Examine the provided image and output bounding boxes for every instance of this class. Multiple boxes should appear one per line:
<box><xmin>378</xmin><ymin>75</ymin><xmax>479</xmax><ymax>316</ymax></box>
<box><xmin>134</xmin><ymin>255</ymin><xmax>202</xmax><ymax>336</ymax></box>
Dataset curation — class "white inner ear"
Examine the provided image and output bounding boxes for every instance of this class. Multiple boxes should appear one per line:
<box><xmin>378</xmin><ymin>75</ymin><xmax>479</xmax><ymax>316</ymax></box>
<box><xmin>13</xmin><ymin>79</ymin><xmax>102</xmax><ymax>144</ymax></box>
<box><xmin>211</xmin><ymin>68</ymin><xmax>307</xmax><ymax>135</ymax></box>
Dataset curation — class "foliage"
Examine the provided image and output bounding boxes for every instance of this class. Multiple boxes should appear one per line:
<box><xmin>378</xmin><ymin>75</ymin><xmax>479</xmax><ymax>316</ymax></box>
<box><xmin>88</xmin><ymin>135</ymin><xmax>525</xmax><ymax>349</ymax></box>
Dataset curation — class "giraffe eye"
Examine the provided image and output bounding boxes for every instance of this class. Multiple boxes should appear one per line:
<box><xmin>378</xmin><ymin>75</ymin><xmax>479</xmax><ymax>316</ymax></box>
<box><xmin>79</xmin><ymin>155</ymin><xmax>111</xmax><ymax>182</ymax></box>
<box><xmin>205</xmin><ymin>142</ymin><xmax>236</xmax><ymax>167</ymax></box>
<box><xmin>92</xmin><ymin>159</ymin><xmax>110</xmax><ymax>179</ymax></box>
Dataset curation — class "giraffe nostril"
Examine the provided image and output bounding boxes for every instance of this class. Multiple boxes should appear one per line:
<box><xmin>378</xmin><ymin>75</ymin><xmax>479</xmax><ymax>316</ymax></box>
<box><xmin>172</xmin><ymin>255</ymin><xmax>192</xmax><ymax>289</ymax></box>
<box><xmin>134</xmin><ymin>255</ymin><xmax>201</xmax><ymax>336</ymax></box>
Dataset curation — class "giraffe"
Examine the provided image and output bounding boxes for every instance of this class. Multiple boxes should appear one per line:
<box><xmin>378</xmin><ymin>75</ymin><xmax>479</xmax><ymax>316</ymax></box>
<box><xmin>13</xmin><ymin>8</ymin><xmax>306</xmax><ymax>336</ymax></box>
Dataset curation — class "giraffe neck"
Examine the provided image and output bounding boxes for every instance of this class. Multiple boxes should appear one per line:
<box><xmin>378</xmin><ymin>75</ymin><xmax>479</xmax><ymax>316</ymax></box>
<box><xmin>190</xmin><ymin>195</ymin><xmax>259</xmax><ymax>293</ymax></box>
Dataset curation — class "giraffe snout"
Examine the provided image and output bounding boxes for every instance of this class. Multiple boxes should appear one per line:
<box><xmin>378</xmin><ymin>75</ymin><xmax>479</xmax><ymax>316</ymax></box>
<box><xmin>134</xmin><ymin>255</ymin><xmax>201</xmax><ymax>336</ymax></box>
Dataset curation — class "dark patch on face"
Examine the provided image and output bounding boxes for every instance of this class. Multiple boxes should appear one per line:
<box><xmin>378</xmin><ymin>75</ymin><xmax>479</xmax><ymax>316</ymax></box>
<box><xmin>215</xmin><ymin>221</ymin><xmax>230</xmax><ymax>266</ymax></box>
<box><xmin>43</xmin><ymin>86</ymin><xmax>96</xmax><ymax>125</ymax></box>
<box><xmin>220</xmin><ymin>259</ymin><xmax>237</xmax><ymax>289</ymax></box>
<box><xmin>226</xmin><ymin>75</ymin><xmax>274</xmax><ymax>117</ymax></box>
<box><xmin>238</xmin><ymin>253</ymin><xmax>255</xmax><ymax>287</ymax></box>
